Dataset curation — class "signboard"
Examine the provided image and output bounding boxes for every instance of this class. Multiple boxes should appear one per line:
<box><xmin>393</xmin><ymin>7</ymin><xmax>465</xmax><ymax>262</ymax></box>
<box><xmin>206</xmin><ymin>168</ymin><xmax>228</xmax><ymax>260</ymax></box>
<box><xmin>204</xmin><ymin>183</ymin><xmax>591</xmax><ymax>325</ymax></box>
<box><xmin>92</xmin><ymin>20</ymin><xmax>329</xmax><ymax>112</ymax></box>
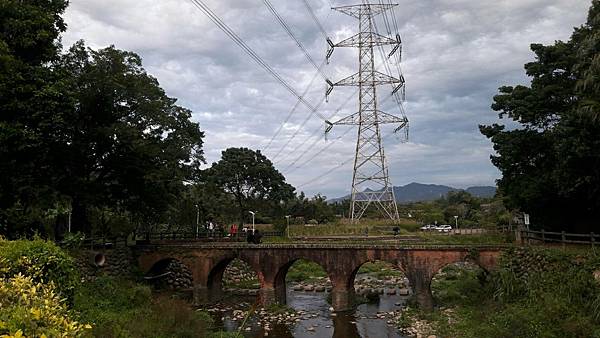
<box><xmin>524</xmin><ymin>213</ymin><xmax>530</xmax><ymax>226</ymax></box>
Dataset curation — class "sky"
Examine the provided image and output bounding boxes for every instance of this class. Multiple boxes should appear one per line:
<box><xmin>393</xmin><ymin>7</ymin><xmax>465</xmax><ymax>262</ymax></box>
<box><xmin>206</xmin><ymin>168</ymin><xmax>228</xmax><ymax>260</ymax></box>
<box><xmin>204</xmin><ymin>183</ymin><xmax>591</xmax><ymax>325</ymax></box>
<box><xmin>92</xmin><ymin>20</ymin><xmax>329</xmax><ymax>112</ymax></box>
<box><xmin>62</xmin><ymin>0</ymin><xmax>592</xmax><ymax>198</ymax></box>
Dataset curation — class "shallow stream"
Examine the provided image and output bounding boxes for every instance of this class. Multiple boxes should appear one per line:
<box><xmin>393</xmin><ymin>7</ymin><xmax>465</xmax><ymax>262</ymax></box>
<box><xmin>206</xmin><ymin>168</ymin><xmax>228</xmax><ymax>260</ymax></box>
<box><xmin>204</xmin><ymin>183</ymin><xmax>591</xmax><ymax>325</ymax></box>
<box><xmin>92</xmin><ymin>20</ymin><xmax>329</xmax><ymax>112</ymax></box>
<box><xmin>208</xmin><ymin>285</ymin><xmax>410</xmax><ymax>338</ymax></box>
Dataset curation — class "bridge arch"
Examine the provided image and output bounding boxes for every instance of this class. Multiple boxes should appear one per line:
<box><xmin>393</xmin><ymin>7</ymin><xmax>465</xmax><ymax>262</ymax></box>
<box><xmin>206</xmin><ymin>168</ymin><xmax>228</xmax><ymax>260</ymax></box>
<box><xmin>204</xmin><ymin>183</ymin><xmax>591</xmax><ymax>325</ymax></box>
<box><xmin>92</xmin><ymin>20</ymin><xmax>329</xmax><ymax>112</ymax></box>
<box><xmin>430</xmin><ymin>260</ymin><xmax>487</xmax><ymax>306</ymax></box>
<box><xmin>207</xmin><ymin>256</ymin><xmax>260</xmax><ymax>296</ymax></box>
<box><xmin>349</xmin><ymin>259</ymin><xmax>410</xmax><ymax>300</ymax></box>
<box><xmin>272</xmin><ymin>257</ymin><xmax>331</xmax><ymax>305</ymax></box>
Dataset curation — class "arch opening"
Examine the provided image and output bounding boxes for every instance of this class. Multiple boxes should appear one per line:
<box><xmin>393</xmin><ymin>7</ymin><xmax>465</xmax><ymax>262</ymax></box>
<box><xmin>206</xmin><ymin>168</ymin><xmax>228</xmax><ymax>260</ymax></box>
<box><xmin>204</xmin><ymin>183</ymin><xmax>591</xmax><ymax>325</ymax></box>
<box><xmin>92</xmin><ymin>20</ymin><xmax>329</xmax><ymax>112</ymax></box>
<box><xmin>274</xmin><ymin>258</ymin><xmax>330</xmax><ymax>306</ymax></box>
<box><xmin>430</xmin><ymin>260</ymin><xmax>487</xmax><ymax>307</ymax></box>
<box><xmin>145</xmin><ymin>258</ymin><xmax>193</xmax><ymax>290</ymax></box>
<box><xmin>351</xmin><ymin>260</ymin><xmax>411</xmax><ymax>305</ymax></box>
<box><xmin>207</xmin><ymin>258</ymin><xmax>260</xmax><ymax>298</ymax></box>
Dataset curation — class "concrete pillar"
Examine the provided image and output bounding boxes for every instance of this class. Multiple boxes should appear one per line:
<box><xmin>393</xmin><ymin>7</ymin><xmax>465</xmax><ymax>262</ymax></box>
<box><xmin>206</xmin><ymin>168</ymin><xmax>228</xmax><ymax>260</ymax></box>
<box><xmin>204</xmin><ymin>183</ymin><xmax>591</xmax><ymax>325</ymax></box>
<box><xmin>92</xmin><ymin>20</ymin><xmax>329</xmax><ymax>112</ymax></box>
<box><xmin>331</xmin><ymin>287</ymin><xmax>355</xmax><ymax>312</ymax></box>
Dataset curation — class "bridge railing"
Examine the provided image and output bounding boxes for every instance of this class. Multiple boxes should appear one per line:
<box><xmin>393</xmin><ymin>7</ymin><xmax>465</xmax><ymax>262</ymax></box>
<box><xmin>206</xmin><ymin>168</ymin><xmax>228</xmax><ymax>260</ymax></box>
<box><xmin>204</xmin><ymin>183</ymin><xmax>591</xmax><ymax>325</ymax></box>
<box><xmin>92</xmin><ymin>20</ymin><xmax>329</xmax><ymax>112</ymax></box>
<box><xmin>139</xmin><ymin>230</ymin><xmax>285</xmax><ymax>243</ymax></box>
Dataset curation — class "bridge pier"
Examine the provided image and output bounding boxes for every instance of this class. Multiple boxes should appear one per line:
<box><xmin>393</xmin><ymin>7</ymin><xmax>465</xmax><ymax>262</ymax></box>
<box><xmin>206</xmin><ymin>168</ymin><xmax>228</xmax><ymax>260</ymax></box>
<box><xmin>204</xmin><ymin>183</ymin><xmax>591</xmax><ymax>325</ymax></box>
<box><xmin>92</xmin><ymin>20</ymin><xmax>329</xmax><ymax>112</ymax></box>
<box><xmin>331</xmin><ymin>286</ymin><xmax>355</xmax><ymax>312</ymax></box>
<box><xmin>193</xmin><ymin>284</ymin><xmax>209</xmax><ymax>305</ymax></box>
<box><xmin>257</xmin><ymin>287</ymin><xmax>278</xmax><ymax>306</ymax></box>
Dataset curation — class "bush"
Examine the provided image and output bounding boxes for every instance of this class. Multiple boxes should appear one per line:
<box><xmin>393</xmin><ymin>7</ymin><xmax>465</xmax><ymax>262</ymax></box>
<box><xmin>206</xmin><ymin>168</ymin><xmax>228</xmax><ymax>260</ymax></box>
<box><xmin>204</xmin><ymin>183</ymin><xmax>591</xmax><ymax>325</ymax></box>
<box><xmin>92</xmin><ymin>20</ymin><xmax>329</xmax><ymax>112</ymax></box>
<box><xmin>0</xmin><ymin>274</ymin><xmax>91</xmax><ymax>337</ymax></box>
<box><xmin>0</xmin><ymin>238</ymin><xmax>78</xmax><ymax>300</ymax></box>
<box><xmin>74</xmin><ymin>277</ymin><xmax>214</xmax><ymax>337</ymax></box>
<box><xmin>429</xmin><ymin>248</ymin><xmax>600</xmax><ymax>338</ymax></box>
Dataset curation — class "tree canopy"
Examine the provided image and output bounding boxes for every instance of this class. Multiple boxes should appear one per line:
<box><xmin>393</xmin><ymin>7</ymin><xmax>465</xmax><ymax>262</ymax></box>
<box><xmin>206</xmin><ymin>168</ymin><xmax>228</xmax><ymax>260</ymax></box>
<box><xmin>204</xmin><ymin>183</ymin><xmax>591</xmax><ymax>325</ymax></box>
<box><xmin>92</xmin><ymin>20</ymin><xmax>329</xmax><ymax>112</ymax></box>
<box><xmin>480</xmin><ymin>1</ymin><xmax>600</xmax><ymax>231</ymax></box>
<box><xmin>0</xmin><ymin>1</ymin><xmax>204</xmax><ymax>237</ymax></box>
<box><xmin>204</xmin><ymin>147</ymin><xmax>294</xmax><ymax>225</ymax></box>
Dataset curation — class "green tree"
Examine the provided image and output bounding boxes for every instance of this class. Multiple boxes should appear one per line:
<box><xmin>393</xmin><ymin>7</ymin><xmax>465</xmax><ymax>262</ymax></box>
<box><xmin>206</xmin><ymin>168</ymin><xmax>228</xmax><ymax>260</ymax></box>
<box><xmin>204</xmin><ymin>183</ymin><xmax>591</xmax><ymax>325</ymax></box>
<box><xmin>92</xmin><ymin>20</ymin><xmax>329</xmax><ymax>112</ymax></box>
<box><xmin>0</xmin><ymin>0</ymin><xmax>70</xmax><ymax>237</ymax></box>
<box><xmin>480</xmin><ymin>1</ymin><xmax>600</xmax><ymax>232</ymax></box>
<box><xmin>50</xmin><ymin>42</ymin><xmax>204</xmax><ymax>234</ymax></box>
<box><xmin>205</xmin><ymin>147</ymin><xmax>294</xmax><ymax>225</ymax></box>
<box><xmin>0</xmin><ymin>15</ymin><xmax>205</xmax><ymax>237</ymax></box>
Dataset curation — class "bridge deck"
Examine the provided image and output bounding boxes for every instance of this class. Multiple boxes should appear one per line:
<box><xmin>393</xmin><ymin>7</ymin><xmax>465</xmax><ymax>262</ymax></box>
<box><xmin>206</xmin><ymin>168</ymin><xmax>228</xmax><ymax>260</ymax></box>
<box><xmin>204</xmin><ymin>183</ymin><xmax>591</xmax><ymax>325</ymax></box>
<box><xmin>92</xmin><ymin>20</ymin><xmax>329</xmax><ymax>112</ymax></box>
<box><xmin>135</xmin><ymin>242</ymin><xmax>511</xmax><ymax>250</ymax></box>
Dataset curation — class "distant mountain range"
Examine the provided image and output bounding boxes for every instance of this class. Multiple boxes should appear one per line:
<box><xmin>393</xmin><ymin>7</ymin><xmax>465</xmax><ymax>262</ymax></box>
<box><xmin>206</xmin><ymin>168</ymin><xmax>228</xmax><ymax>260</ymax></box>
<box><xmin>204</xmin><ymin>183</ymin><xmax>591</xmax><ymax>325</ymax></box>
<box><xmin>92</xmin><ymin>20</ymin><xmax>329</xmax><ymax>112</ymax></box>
<box><xmin>327</xmin><ymin>182</ymin><xmax>496</xmax><ymax>204</ymax></box>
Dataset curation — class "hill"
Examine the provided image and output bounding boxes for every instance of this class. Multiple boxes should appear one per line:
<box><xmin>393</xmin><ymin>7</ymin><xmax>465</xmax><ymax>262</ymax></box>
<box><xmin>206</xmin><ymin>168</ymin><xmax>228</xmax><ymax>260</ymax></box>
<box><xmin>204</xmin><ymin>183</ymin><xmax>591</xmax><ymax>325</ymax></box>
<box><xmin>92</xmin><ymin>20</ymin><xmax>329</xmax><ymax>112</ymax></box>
<box><xmin>327</xmin><ymin>182</ymin><xmax>496</xmax><ymax>204</ymax></box>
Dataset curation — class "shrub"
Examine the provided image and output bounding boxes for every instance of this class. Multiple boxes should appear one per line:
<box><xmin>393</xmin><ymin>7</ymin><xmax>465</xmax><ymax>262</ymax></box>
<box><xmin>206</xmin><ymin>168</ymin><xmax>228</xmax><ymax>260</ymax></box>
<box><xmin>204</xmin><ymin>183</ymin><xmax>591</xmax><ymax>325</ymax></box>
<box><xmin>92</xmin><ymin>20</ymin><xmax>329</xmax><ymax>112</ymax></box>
<box><xmin>0</xmin><ymin>274</ymin><xmax>91</xmax><ymax>337</ymax></box>
<box><xmin>74</xmin><ymin>277</ymin><xmax>214</xmax><ymax>337</ymax></box>
<box><xmin>0</xmin><ymin>238</ymin><xmax>78</xmax><ymax>300</ymax></box>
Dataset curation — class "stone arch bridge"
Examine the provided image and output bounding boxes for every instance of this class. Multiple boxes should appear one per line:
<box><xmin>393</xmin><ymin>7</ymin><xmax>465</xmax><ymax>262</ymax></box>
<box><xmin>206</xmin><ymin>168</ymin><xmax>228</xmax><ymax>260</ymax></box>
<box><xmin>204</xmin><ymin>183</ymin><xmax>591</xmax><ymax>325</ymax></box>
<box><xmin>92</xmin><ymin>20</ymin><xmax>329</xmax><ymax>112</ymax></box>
<box><xmin>134</xmin><ymin>242</ymin><xmax>505</xmax><ymax>311</ymax></box>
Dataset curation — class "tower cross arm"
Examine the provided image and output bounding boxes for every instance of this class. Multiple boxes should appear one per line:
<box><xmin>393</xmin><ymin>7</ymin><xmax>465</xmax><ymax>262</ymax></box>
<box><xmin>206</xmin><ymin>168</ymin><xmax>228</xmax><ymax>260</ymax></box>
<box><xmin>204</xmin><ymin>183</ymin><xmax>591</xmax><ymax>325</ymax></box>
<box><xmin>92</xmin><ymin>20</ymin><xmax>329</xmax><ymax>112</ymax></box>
<box><xmin>333</xmin><ymin>71</ymin><xmax>403</xmax><ymax>87</ymax></box>
<box><xmin>332</xmin><ymin>4</ymin><xmax>397</xmax><ymax>19</ymax></box>
<box><xmin>334</xmin><ymin>32</ymin><xmax>398</xmax><ymax>48</ymax></box>
<box><xmin>331</xmin><ymin>110</ymin><xmax>408</xmax><ymax>126</ymax></box>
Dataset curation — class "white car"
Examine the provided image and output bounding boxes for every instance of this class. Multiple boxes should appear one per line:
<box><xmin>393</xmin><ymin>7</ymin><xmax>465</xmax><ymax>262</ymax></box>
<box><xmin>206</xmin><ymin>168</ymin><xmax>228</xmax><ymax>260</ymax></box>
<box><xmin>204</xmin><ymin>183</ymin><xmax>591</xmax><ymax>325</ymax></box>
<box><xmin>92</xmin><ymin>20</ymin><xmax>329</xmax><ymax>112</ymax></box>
<box><xmin>420</xmin><ymin>224</ymin><xmax>436</xmax><ymax>231</ymax></box>
<box><xmin>436</xmin><ymin>225</ymin><xmax>452</xmax><ymax>233</ymax></box>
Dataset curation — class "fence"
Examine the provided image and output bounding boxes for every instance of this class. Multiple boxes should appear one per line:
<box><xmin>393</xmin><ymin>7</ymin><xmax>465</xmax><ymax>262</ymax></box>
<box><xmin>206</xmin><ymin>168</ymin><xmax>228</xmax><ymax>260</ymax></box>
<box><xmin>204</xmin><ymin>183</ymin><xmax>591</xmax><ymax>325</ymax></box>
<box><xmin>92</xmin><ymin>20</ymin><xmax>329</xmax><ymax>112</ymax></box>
<box><xmin>140</xmin><ymin>230</ymin><xmax>284</xmax><ymax>242</ymax></box>
<box><xmin>519</xmin><ymin>229</ymin><xmax>598</xmax><ymax>247</ymax></box>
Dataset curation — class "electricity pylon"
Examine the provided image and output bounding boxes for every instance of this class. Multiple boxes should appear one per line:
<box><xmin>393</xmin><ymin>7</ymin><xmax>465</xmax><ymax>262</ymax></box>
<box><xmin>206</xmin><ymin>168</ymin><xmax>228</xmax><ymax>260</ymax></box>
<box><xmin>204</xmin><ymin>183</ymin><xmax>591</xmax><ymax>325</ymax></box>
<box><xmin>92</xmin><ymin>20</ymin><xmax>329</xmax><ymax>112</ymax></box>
<box><xmin>325</xmin><ymin>3</ymin><xmax>408</xmax><ymax>223</ymax></box>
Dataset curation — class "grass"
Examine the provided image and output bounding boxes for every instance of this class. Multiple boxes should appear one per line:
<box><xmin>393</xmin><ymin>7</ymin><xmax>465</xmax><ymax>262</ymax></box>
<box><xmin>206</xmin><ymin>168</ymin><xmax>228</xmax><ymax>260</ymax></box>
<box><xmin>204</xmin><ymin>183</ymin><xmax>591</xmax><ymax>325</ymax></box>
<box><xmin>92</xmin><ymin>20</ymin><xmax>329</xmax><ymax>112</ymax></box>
<box><xmin>288</xmin><ymin>218</ymin><xmax>419</xmax><ymax>237</ymax></box>
<box><xmin>357</xmin><ymin>261</ymin><xmax>405</xmax><ymax>279</ymax></box>
<box><xmin>73</xmin><ymin>276</ymin><xmax>229</xmax><ymax>338</ymax></box>
<box><xmin>285</xmin><ymin>259</ymin><xmax>327</xmax><ymax>282</ymax></box>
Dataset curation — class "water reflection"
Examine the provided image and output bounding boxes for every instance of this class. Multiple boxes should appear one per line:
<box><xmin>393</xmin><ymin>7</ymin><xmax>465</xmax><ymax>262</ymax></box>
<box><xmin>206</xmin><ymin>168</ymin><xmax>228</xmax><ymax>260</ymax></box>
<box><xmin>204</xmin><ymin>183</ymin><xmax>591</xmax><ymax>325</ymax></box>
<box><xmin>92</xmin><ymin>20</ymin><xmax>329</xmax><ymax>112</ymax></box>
<box><xmin>210</xmin><ymin>286</ymin><xmax>409</xmax><ymax>338</ymax></box>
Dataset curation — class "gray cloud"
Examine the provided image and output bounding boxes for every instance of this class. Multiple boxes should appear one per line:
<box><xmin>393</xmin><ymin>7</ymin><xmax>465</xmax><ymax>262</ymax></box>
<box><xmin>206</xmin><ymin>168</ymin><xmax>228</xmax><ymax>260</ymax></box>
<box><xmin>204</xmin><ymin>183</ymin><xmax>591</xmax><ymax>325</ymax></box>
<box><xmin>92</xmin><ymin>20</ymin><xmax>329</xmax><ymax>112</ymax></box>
<box><xmin>62</xmin><ymin>0</ymin><xmax>591</xmax><ymax>198</ymax></box>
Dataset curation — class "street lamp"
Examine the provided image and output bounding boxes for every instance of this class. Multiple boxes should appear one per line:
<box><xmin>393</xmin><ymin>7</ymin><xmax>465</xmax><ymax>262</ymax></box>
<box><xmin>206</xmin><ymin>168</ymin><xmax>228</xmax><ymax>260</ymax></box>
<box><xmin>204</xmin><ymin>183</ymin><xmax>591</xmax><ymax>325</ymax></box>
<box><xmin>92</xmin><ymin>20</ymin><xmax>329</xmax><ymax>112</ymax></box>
<box><xmin>453</xmin><ymin>215</ymin><xmax>458</xmax><ymax>232</ymax></box>
<box><xmin>67</xmin><ymin>208</ymin><xmax>72</xmax><ymax>233</ymax></box>
<box><xmin>195</xmin><ymin>204</ymin><xmax>200</xmax><ymax>238</ymax></box>
<box><xmin>285</xmin><ymin>215</ymin><xmax>291</xmax><ymax>238</ymax></box>
<box><xmin>248</xmin><ymin>211</ymin><xmax>256</xmax><ymax>233</ymax></box>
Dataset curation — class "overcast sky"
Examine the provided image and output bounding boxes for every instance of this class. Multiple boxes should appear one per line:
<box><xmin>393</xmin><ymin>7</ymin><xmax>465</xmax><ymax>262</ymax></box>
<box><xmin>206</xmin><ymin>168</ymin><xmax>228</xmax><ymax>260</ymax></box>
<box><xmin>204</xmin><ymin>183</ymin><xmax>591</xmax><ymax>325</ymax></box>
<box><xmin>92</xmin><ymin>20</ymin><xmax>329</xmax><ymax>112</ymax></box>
<box><xmin>62</xmin><ymin>0</ymin><xmax>591</xmax><ymax>198</ymax></box>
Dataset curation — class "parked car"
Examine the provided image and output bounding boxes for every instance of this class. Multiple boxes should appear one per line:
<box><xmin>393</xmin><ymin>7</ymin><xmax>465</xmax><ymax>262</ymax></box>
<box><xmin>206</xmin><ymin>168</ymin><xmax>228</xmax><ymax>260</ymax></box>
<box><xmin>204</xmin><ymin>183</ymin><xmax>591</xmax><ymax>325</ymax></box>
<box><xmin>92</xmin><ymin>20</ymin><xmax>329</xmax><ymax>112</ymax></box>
<box><xmin>420</xmin><ymin>224</ymin><xmax>436</xmax><ymax>231</ymax></box>
<box><xmin>436</xmin><ymin>225</ymin><xmax>452</xmax><ymax>233</ymax></box>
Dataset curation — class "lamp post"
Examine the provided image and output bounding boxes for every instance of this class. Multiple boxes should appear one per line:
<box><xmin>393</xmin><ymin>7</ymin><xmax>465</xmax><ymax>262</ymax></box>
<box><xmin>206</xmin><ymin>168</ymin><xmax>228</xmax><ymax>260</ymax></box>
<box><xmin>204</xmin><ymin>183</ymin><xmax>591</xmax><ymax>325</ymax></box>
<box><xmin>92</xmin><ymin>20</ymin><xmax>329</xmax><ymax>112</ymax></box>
<box><xmin>67</xmin><ymin>208</ymin><xmax>72</xmax><ymax>233</ymax></box>
<box><xmin>248</xmin><ymin>211</ymin><xmax>256</xmax><ymax>233</ymax></box>
<box><xmin>195</xmin><ymin>204</ymin><xmax>200</xmax><ymax>238</ymax></box>
<box><xmin>285</xmin><ymin>215</ymin><xmax>291</xmax><ymax>238</ymax></box>
<box><xmin>454</xmin><ymin>215</ymin><xmax>458</xmax><ymax>233</ymax></box>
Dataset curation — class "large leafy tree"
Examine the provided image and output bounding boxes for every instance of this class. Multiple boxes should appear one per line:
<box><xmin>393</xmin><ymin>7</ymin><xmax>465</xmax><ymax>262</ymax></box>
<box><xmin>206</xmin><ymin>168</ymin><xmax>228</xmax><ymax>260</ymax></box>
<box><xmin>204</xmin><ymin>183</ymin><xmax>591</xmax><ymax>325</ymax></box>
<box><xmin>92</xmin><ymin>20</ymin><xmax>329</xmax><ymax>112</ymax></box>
<box><xmin>50</xmin><ymin>42</ymin><xmax>204</xmax><ymax>234</ymax></box>
<box><xmin>0</xmin><ymin>0</ymin><xmax>70</xmax><ymax>236</ymax></box>
<box><xmin>0</xmin><ymin>1</ymin><xmax>204</xmax><ymax>237</ymax></box>
<box><xmin>480</xmin><ymin>1</ymin><xmax>600</xmax><ymax>231</ymax></box>
<box><xmin>205</xmin><ymin>147</ymin><xmax>294</xmax><ymax>225</ymax></box>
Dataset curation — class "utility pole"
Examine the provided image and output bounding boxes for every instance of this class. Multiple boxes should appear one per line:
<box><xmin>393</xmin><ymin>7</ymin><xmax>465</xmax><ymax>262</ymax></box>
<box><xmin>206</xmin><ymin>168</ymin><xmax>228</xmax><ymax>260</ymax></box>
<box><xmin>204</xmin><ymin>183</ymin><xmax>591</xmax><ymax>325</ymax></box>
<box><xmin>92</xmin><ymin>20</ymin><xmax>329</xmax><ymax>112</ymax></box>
<box><xmin>326</xmin><ymin>3</ymin><xmax>407</xmax><ymax>223</ymax></box>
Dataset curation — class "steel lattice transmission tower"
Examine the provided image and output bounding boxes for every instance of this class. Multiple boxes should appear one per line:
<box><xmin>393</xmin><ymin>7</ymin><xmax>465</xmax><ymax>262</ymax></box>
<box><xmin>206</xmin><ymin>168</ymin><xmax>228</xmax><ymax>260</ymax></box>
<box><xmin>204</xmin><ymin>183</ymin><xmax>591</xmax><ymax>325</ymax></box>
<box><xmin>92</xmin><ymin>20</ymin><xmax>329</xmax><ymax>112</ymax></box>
<box><xmin>325</xmin><ymin>3</ymin><xmax>408</xmax><ymax>223</ymax></box>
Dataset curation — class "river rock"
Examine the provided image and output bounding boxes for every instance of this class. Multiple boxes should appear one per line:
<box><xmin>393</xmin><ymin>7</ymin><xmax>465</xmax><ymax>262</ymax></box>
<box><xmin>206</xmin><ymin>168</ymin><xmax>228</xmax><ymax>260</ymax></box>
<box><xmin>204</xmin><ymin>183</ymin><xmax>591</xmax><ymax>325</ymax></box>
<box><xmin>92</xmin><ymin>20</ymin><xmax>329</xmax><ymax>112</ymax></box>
<box><xmin>303</xmin><ymin>285</ymin><xmax>315</xmax><ymax>292</ymax></box>
<box><xmin>315</xmin><ymin>286</ymin><xmax>325</xmax><ymax>292</ymax></box>
<box><xmin>386</xmin><ymin>288</ymin><xmax>396</xmax><ymax>295</ymax></box>
<box><xmin>399</xmin><ymin>288</ymin><xmax>410</xmax><ymax>296</ymax></box>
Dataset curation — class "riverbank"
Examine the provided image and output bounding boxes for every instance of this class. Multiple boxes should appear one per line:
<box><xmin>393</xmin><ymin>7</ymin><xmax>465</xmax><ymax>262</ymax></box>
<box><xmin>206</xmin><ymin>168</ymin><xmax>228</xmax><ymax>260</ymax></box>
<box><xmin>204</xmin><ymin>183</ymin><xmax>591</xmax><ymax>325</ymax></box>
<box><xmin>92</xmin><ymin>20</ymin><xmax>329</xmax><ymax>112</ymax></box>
<box><xmin>408</xmin><ymin>247</ymin><xmax>600</xmax><ymax>337</ymax></box>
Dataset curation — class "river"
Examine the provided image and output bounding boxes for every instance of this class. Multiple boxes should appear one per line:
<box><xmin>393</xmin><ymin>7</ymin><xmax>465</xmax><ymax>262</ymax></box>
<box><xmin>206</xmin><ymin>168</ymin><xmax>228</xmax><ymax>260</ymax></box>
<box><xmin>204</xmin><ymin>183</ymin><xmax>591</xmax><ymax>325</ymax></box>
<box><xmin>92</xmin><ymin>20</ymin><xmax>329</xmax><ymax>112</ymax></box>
<box><xmin>208</xmin><ymin>286</ymin><xmax>410</xmax><ymax>338</ymax></box>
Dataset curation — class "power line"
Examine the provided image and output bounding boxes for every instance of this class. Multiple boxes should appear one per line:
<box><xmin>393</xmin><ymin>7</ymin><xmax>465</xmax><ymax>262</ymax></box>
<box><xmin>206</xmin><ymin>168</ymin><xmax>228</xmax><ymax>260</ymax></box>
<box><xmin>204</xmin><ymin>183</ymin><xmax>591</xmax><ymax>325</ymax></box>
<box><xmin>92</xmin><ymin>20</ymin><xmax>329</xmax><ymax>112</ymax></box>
<box><xmin>264</xmin><ymin>59</ymin><xmax>326</xmax><ymax>151</ymax></box>
<box><xmin>262</xmin><ymin>0</ymin><xmax>328</xmax><ymax>80</ymax></box>
<box><xmin>188</xmin><ymin>0</ymin><xmax>328</xmax><ymax>121</ymax></box>
<box><xmin>280</xmin><ymin>91</ymin><xmax>394</xmax><ymax>172</ymax></box>
<box><xmin>284</xmin><ymin>125</ymin><xmax>356</xmax><ymax>174</ymax></box>
<box><xmin>273</xmin><ymin>86</ymin><xmax>359</xmax><ymax>164</ymax></box>
<box><xmin>302</xmin><ymin>0</ymin><xmax>329</xmax><ymax>40</ymax></box>
<box><xmin>296</xmin><ymin>129</ymin><xmax>399</xmax><ymax>189</ymax></box>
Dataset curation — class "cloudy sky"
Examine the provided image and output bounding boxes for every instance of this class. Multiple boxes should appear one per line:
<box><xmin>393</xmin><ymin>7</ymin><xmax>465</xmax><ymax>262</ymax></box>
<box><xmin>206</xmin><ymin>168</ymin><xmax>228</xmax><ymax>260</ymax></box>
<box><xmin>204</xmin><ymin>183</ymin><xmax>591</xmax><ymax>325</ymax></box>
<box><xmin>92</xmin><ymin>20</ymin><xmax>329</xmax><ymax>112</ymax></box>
<box><xmin>62</xmin><ymin>0</ymin><xmax>591</xmax><ymax>198</ymax></box>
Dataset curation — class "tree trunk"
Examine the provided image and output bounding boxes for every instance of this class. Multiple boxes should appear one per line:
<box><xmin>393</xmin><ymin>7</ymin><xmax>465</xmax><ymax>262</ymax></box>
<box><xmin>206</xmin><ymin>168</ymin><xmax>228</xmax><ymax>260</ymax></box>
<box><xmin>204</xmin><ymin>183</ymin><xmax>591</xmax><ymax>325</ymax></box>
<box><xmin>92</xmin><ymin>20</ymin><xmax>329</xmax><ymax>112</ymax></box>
<box><xmin>71</xmin><ymin>197</ymin><xmax>90</xmax><ymax>234</ymax></box>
